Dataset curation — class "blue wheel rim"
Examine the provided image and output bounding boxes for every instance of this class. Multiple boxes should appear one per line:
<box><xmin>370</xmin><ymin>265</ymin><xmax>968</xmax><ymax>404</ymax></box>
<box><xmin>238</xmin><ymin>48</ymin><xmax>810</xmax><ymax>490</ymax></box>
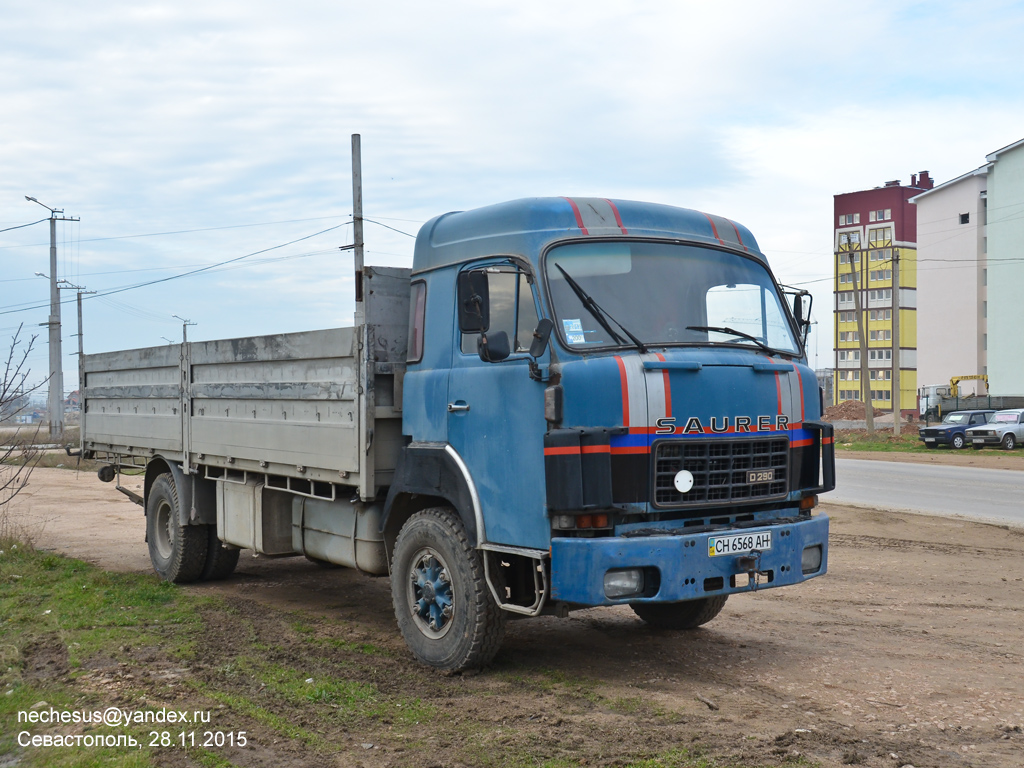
<box><xmin>408</xmin><ymin>548</ymin><xmax>454</xmax><ymax>638</ymax></box>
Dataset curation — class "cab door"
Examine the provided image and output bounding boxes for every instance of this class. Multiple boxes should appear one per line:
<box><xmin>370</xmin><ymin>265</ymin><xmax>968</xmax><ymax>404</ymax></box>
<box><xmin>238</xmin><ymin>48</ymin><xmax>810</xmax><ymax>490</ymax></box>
<box><xmin>446</xmin><ymin>261</ymin><xmax>550</xmax><ymax>550</ymax></box>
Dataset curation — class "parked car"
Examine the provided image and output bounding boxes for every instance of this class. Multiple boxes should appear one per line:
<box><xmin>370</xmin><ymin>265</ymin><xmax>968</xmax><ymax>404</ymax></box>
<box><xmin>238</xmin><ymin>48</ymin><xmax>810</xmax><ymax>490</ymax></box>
<box><xmin>965</xmin><ymin>408</ymin><xmax>1024</xmax><ymax>450</ymax></box>
<box><xmin>918</xmin><ymin>410</ymin><xmax>995</xmax><ymax>449</ymax></box>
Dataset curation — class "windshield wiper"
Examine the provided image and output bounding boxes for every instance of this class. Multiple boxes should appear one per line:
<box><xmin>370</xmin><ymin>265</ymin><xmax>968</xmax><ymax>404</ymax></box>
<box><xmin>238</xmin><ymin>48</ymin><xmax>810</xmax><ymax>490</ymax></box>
<box><xmin>554</xmin><ymin>263</ymin><xmax>647</xmax><ymax>353</ymax></box>
<box><xmin>686</xmin><ymin>325</ymin><xmax>776</xmax><ymax>355</ymax></box>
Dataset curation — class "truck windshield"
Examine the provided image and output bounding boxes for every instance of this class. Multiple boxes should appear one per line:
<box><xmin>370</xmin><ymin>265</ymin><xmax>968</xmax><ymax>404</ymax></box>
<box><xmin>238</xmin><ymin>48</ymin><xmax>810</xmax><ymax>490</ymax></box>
<box><xmin>545</xmin><ymin>241</ymin><xmax>800</xmax><ymax>355</ymax></box>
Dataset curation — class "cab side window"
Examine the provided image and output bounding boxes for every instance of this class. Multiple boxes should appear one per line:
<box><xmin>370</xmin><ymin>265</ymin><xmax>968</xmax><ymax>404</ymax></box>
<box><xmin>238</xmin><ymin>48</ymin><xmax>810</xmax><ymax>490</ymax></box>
<box><xmin>460</xmin><ymin>266</ymin><xmax>539</xmax><ymax>355</ymax></box>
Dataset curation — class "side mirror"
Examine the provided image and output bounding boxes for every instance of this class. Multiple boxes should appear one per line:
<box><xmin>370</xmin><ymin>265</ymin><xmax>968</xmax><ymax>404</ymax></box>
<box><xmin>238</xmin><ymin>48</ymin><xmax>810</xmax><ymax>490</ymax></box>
<box><xmin>529</xmin><ymin>318</ymin><xmax>554</xmax><ymax>358</ymax></box>
<box><xmin>789</xmin><ymin>290</ymin><xmax>813</xmax><ymax>346</ymax></box>
<box><xmin>478</xmin><ymin>331</ymin><xmax>511</xmax><ymax>363</ymax></box>
<box><xmin>457</xmin><ymin>270</ymin><xmax>489</xmax><ymax>333</ymax></box>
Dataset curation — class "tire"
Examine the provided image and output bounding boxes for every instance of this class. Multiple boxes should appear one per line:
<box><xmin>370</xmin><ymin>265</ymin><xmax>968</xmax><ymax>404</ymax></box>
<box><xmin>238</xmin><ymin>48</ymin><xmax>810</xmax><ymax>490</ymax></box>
<box><xmin>1003</xmin><ymin>433</ymin><xmax>1017</xmax><ymax>451</ymax></box>
<box><xmin>950</xmin><ymin>434</ymin><xmax>966</xmax><ymax>450</ymax></box>
<box><xmin>390</xmin><ymin>508</ymin><xmax>506</xmax><ymax>671</ymax></box>
<box><xmin>146</xmin><ymin>473</ymin><xmax>208</xmax><ymax>583</ymax></box>
<box><xmin>631</xmin><ymin>595</ymin><xmax>729</xmax><ymax>630</ymax></box>
<box><xmin>201</xmin><ymin>526</ymin><xmax>240</xmax><ymax>581</ymax></box>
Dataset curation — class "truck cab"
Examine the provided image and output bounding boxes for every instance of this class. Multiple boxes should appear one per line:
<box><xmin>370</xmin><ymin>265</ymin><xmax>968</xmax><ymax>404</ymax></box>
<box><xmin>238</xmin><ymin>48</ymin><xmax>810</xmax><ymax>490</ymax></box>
<box><xmin>384</xmin><ymin>197</ymin><xmax>833</xmax><ymax>668</ymax></box>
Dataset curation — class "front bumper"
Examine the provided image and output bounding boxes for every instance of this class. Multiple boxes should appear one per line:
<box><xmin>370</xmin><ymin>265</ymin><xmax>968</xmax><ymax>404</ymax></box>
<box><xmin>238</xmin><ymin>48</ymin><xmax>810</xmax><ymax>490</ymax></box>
<box><xmin>550</xmin><ymin>513</ymin><xmax>828</xmax><ymax>606</ymax></box>
<box><xmin>968</xmin><ymin>433</ymin><xmax>1002</xmax><ymax>445</ymax></box>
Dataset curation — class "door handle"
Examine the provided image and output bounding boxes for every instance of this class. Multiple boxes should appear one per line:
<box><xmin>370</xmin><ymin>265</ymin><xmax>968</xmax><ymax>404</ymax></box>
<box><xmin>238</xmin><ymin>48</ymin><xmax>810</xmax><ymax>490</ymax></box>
<box><xmin>447</xmin><ymin>402</ymin><xmax>470</xmax><ymax>413</ymax></box>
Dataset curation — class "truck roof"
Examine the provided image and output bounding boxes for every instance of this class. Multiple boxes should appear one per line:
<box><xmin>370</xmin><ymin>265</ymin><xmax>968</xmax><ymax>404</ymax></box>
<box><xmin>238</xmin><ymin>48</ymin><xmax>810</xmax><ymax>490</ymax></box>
<box><xmin>412</xmin><ymin>196</ymin><xmax>764</xmax><ymax>275</ymax></box>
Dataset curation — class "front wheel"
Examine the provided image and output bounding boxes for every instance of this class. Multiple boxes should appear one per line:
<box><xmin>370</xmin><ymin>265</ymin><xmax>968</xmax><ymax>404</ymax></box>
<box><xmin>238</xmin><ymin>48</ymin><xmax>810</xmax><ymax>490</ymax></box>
<box><xmin>146</xmin><ymin>473</ymin><xmax>208</xmax><ymax>583</ymax></box>
<box><xmin>631</xmin><ymin>595</ymin><xmax>729</xmax><ymax>629</ymax></box>
<box><xmin>390</xmin><ymin>508</ymin><xmax>506</xmax><ymax>671</ymax></box>
<box><xmin>1003</xmin><ymin>433</ymin><xmax>1017</xmax><ymax>451</ymax></box>
<box><xmin>950</xmin><ymin>434</ymin><xmax>966</xmax><ymax>450</ymax></box>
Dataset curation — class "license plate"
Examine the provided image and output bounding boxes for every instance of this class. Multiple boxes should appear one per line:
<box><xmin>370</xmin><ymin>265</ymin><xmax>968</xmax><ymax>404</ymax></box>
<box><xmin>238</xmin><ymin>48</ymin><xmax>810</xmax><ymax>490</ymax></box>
<box><xmin>708</xmin><ymin>532</ymin><xmax>772</xmax><ymax>557</ymax></box>
<box><xmin>924</xmin><ymin>438</ymin><xmax>936</xmax><ymax>443</ymax></box>
<box><xmin>746</xmin><ymin>469</ymin><xmax>774</xmax><ymax>483</ymax></box>
<box><xmin>973</xmin><ymin>438</ymin><xmax>985</xmax><ymax>444</ymax></box>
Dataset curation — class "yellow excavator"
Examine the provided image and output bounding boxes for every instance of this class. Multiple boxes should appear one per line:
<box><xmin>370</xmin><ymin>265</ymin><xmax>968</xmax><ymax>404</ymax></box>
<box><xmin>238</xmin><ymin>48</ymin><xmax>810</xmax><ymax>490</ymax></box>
<box><xmin>949</xmin><ymin>374</ymin><xmax>989</xmax><ymax>398</ymax></box>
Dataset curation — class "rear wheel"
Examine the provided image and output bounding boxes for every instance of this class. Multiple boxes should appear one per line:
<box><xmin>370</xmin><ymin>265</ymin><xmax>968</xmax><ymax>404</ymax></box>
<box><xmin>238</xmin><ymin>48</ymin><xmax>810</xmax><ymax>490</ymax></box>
<box><xmin>950</xmin><ymin>434</ymin><xmax>966</xmax><ymax>450</ymax></box>
<box><xmin>1003</xmin><ymin>433</ymin><xmax>1017</xmax><ymax>451</ymax></box>
<box><xmin>201</xmin><ymin>526</ymin><xmax>240</xmax><ymax>581</ymax></box>
<box><xmin>146</xmin><ymin>473</ymin><xmax>208</xmax><ymax>583</ymax></box>
<box><xmin>390</xmin><ymin>508</ymin><xmax>506</xmax><ymax>671</ymax></box>
<box><xmin>631</xmin><ymin>595</ymin><xmax>729</xmax><ymax>630</ymax></box>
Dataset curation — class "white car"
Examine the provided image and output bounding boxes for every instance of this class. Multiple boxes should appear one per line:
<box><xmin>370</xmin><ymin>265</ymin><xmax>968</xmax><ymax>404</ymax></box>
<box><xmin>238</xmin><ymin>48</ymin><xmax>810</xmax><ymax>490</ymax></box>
<box><xmin>965</xmin><ymin>408</ymin><xmax>1024</xmax><ymax>450</ymax></box>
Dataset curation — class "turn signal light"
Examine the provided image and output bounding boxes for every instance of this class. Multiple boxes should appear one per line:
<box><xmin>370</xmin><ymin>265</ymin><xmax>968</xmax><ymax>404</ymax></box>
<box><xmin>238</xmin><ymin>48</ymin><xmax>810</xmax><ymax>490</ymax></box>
<box><xmin>592</xmin><ymin>513</ymin><xmax>609</xmax><ymax>528</ymax></box>
<box><xmin>576</xmin><ymin>514</ymin><xmax>593</xmax><ymax>529</ymax></box>
<box><xmin>799</xmin><ymin>495</ymin><xmax>818</xmax><ymax>511</ymax></box>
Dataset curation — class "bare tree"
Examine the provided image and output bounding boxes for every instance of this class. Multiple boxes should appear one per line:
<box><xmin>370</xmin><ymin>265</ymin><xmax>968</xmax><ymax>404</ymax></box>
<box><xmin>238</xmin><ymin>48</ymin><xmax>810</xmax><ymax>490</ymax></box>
<box><xmin>1</xmin><ymin>325</ymin><xmax>45</xmax><ymax>529</ymax></box>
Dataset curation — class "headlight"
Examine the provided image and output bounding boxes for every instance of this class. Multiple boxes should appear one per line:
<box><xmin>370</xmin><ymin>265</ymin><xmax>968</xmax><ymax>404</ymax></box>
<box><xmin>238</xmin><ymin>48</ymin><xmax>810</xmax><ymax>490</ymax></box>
<box><xmin>604</xmin><ymin>568</ymin><xmax>644</xmax><ymax>598</ymax></box>
<box><xmin>801</xmin><ymin>545</ymin><xmax>823</xmax><ymax>575</ymax></box>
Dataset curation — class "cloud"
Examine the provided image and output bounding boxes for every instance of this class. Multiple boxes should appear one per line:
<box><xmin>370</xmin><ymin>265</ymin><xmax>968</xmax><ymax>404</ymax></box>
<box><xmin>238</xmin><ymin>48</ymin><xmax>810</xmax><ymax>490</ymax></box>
<box><xmin>1</xmin><ymin>0</ymin><xmax>1022</xmax><ymax>387</ymax></box>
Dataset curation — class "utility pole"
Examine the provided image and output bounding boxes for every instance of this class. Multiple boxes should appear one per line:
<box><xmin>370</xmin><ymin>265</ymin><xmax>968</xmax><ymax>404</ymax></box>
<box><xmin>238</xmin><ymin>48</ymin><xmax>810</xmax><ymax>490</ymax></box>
<box><xmin>26</xmin><ymin>196</ymin><xmax>79</xmax><ymax>441</ymax></box>
<box><xmin>351</xmin><ymin>133</ymin><xmax>365</xmax><ymax>325</ymax></box>
<box><xmin>849</xmin><ymin>241</ymin><xmax>874</xmax><ymax>433</ymax></box>
<box><xmin>172</xmin><ymin>315</ymin><xmax>196</xmax><ymax>343</ymax></box>
<box><xmin>891</xmin><ymin>248</ymin><xmax>901</xmax><ymax>436</ymax></box>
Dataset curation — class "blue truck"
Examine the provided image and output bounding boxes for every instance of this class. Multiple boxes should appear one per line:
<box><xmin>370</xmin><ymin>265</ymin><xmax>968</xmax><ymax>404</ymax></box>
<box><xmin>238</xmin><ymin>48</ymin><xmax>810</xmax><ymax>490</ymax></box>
<box><xmin>81</xmin><ymin>196</ymin><xmax>834</xmax><ymax>671</ymax></box>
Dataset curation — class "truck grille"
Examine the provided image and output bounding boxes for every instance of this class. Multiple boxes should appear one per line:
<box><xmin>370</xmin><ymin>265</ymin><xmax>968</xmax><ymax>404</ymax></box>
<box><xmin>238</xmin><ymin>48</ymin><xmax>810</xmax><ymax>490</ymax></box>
<box><xmin>653</xmin><ymin>437</ymin><xmax>789</xmax><ymax>507</ymax></box>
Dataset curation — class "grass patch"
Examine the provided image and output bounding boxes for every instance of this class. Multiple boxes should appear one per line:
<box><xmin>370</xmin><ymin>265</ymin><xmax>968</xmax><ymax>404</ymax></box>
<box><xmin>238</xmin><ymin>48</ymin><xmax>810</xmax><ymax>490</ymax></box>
<box><xmin>0</xmin><ymin>544</ymin><xmax>207</xmax><ymax>766</ymax></box>
<box><xmin>834</xmin><ymin>428</ymin><xmax>930</xmax><ymax>453</ymax></box>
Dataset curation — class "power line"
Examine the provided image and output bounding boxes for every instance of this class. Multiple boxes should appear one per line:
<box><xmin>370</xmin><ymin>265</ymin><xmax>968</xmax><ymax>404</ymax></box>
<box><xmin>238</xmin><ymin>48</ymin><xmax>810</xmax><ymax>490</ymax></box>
<box><xmin>0</xmin><ymin>224</ymin><xmax>349</xmax><ymax>317</ymax></box>
<box><xmin>0</xmin><ymin>218</ymin><xmax>48</xmax><ymax>234</ymax></box>
<box><xmin>364</xmin><ymin>217</ymin><xmax>416</xmax><ymax>238</ymax></box>
<box><xmin>0</xmin><ymin>214</ymin><xmax>350</xmax><ymax>251</ymax></box>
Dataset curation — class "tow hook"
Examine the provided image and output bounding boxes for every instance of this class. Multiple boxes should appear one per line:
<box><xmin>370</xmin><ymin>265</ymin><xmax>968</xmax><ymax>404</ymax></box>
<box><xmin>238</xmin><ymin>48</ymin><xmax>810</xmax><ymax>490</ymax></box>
<box><xmin>736</xmin><ymin>549</ymin><xmax>767</xmax><ymax>591</ymax></box>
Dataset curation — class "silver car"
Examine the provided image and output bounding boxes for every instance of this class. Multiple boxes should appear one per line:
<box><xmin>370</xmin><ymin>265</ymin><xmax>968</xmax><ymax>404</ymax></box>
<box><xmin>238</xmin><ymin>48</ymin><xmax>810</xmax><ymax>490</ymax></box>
<box><xmin>965</xmin><ymin>408</ymin><xmax>1024</xmax><ymax>450</ymax></box>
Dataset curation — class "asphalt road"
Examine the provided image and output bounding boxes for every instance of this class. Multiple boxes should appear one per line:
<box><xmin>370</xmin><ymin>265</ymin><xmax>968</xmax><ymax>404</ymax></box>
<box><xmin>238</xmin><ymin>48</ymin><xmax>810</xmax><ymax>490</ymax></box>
<box><xmin>830</xmin><ymin>458</ymin><xmax>1024</xmax><ymax>527</ymax></box>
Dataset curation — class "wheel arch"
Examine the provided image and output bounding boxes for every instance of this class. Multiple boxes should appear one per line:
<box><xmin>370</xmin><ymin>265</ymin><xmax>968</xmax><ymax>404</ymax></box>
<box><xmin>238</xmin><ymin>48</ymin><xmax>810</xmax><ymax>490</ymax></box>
<box><xmin>382</xmin><ymin>444</ymin><xmax>483</xmax><ymax>553</ymax></box>
<box><xmin>144</xmin><ymin>457</ymin><xmax>216</xmax><ymax>526</ymax></box>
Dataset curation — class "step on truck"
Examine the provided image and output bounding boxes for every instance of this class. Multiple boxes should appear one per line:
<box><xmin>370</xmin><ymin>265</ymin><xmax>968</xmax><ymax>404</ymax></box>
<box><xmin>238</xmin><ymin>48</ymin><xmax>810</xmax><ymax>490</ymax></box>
<box><xmin>81</xmin><ymin>196</ymin><xmax>835</xmax><ymax>670</ymax></box>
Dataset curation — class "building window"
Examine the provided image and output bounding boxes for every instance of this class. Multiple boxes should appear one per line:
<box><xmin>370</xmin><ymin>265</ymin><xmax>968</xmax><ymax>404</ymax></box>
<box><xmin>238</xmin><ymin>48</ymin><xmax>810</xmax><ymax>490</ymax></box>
<box><xmin>868</xmin><ymin>209</ymin><xmax>891</xmax><ymax>223</ymax></box>
<box><xmin>960</xmin><ymin>212</ymin><xmax>970</xmax><ymax>224</ymax></box>
<box><xmin>840</xmin><ymin>331</ymin><xmax>860</xmax><ymax>342</ymax></box>
<box><xmin>839</xmin><ymin>311</ymin><xmax>855</xmax><ymax>322</ymax></box>
<box><xmin>839</xmin><ymin>350</ymin><xmax>861</xmax><ymax>362</ymax></box>
<box><xmin>839</xmin><ymin>273</ymin><xmax>853</xmax><ymax>284</ymax></box>
<box><xmin>839</xmin><ymin>370</ymin><xmax>861</xmax><ymax>381</ymax></box>
<box><xmin>868</xmin><ymin>227</ymin><xmax>892</xmax><ymax>246</ymax></box>
<box><xmin>984</xmin><ymin>301</ymin><xmax>987</xmax><ymax>318</ymax></box>
<box><xmin>839</xmin><ymin>390</ymin><xmax>861</xmax><ymax>401</ymax></box>
<box><xmin>869</xmin><ymin>269</ymin><xmax>892</xmax><ymax>282</ymax></box>
<box><xmin>869</xmin><ymin>330</ymin><xmax>892</xmax><ymax>341</ymax></box>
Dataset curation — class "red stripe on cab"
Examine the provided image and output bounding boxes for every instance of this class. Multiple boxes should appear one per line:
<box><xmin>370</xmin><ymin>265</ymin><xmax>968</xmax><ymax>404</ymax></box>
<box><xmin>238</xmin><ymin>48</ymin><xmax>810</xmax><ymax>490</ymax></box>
<box><xmin>604</xmin><ymin>199</ymin><xmax>628</xmax><ymax>234</ymax></box>
<box><xmin>563</xmin><ymin>197</ymin><xmax>589</xmax><ymax>235</ymax></box>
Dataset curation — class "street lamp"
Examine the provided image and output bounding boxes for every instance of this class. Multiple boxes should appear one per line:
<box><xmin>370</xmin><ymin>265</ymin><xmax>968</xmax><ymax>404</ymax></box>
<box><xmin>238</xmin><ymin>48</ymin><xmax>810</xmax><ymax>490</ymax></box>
<box><xmin>26</xmin><ymin>195</ymin><xmax>77</xmax><ymax>441</ymax></box>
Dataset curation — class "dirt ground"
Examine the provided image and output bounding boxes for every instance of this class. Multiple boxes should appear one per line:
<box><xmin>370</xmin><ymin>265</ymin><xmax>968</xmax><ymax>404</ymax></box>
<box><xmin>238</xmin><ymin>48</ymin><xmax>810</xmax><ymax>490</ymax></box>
<box><xmin>8</xmin><ymin>460</ymin><xmax>1024</xmax><ymax>768</ymax></box>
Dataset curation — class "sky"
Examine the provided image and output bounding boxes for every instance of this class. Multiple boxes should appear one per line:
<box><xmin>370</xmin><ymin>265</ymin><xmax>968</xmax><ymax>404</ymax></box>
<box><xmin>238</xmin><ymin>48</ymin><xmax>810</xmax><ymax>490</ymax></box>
<box><xmin>3</xmin><ymin>0</ymin><xmax>1024</xmax><ymax>395</ymax></box>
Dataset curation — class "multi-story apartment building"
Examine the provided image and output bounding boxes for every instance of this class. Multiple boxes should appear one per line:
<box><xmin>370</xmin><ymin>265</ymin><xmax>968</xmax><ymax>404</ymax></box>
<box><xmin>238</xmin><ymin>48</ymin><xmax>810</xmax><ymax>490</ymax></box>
<box><xmin>833</xmin><ymin>172</ymin><xmax>933</xmax><ymax>417</ymax></box>
<box><xmin>984</xmin><ymin>138</ymin><xmax>1024</xmax><ymax>395</ymax></box>
<box><xmin>910</xmin><ymin>167</ymin><xmax>988</xmax><ymax>396</ymax></box>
